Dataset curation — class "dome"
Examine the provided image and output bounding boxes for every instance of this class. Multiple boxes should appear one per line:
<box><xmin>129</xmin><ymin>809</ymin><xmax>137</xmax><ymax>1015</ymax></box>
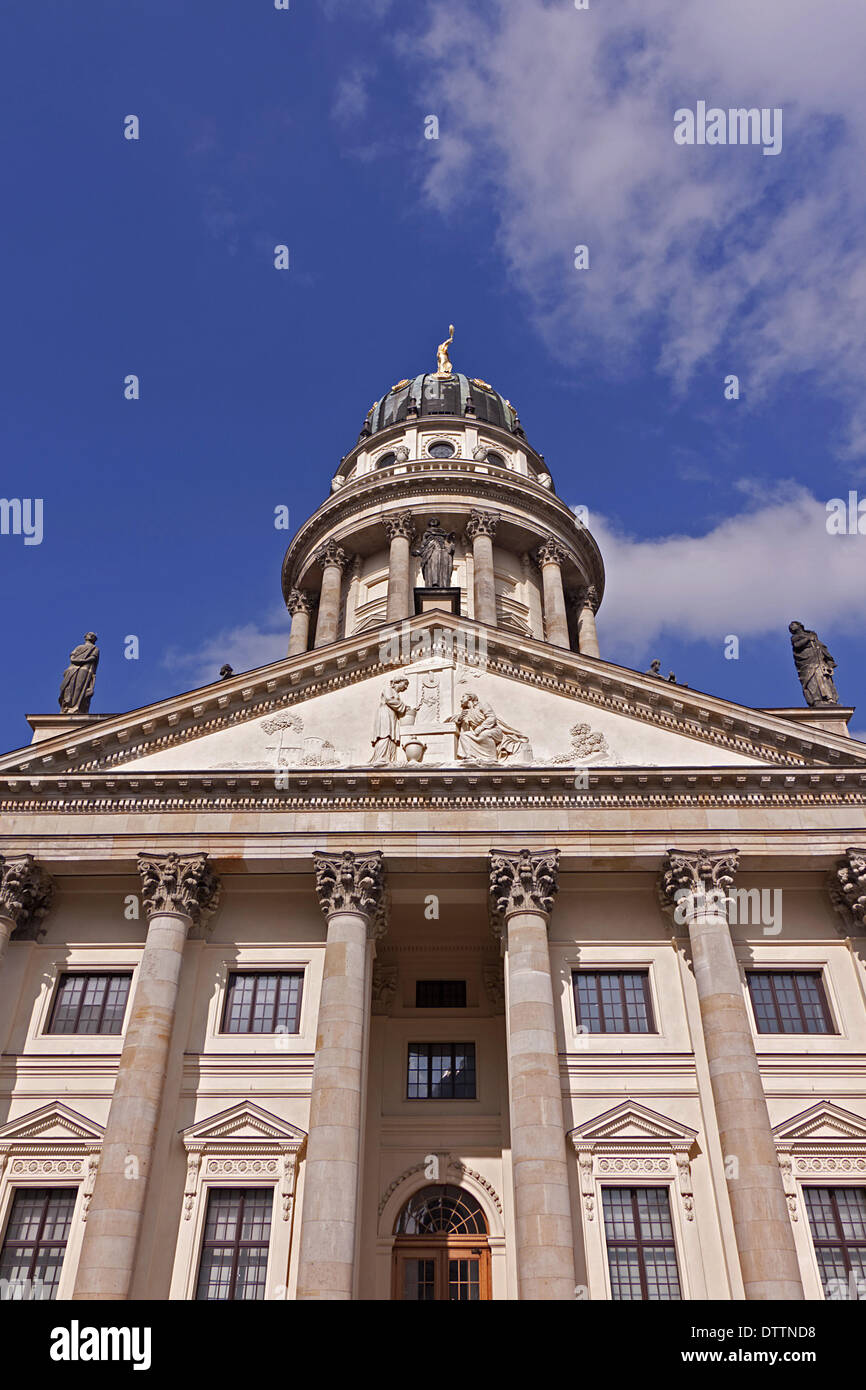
<box><xmin>359</xmin><ymin>372</ymin><xmax>526</xmax><ymax>442</ymax></box>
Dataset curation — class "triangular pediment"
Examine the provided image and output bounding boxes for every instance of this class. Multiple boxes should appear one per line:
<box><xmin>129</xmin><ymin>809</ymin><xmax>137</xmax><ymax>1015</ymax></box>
<box><xmin>0</xmin><ymin>1102</ymin><xmax>104</xmax><ymax>1144</ymax></box>
<box><xmin>773</xmin><ymin>1101</ymin><xmax>866</xmax><ymax>1144</ymax></box>
<box><xmin>182</xmin><ymin>1102</ymin><xmax>306</xmax><ymax>1147</ymax></box>
<box><xmin>569</xmin><ymin>1101</ymin><xmax>698</xmax><ymax>1147</ymax></box>
<box><xmin>5</xmin><ymin>614</ymin><xmax>861</xmax><ymax>783</ymax></box>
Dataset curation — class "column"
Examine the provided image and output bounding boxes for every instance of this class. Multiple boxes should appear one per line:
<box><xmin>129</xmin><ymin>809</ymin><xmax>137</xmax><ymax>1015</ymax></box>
<box><xmin>296</xmin><ymin>850</ymin><xmax>387</xmax><ymax>1299</ymax></box>
<box><xmin>534</xmin><ymin>537</ymin><xmax>570</xmax><ymax>649</ymax></box>
<box><xmin>0</xmin><ymin>854</ymin><xmax>54</xmax><ymax>968</ymax></box>
<box><xmin>575</xmin><ymin>584</ymin><xmax>600</xmax><ymax>658</ymax></box>
<box><xmin>489</xmin><ymin>848</ymin><xmax>577</xmax><ymax>1299</ymax></box>
<box><xmin>464</xmin><ymin>510</ymin><xmax>499</xmax><ymax>627</ymax></box>
<box><xmin>383</xmin><ymin>512</ymin><xmax>415</xmax><ymax>622</ymax></box>
<box><xmin>73</xmin><ymin>851</ymin><xmax>220</xmax><ymax>1301</ymax></box>
<box><xmin>313</xmin><ymin>540</ymin><xmax>348</xmax><ymax>649</ymax></box>
<box><xmin>286</xmin><ymin>589</ymin><xmax>316</xmax><ymax>656</ymax></box>
<box><xmin>659</xmin><ymin>849</ymin><xmax>804</xmax><ymax>1299</ymax></box>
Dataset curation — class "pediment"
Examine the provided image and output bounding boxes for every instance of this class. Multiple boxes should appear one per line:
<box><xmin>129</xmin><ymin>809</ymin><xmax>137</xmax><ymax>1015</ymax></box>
<box><xmin>569</xmin><ymin>1101</ymin><xmax>698</xmax><ymax>1148</ymax></box>
<box><xmin>0</xmin><ymin>1102</ymin><xmax>104</xmax><ymax>1144</ymax></box>
<box><xmin>182</xmin><ymin>1102</ymin><xmax>306</xmax><ymax>1148</ymax></box>
<box><xmin>4</xmin><ymin>613</ymin><xmax>862</xmax><ymax>779</ymax></box>
<box><xmin>773</xmin><ymin>1101</ymin><xmax>866</xmax><ymax>1144</ymax></box>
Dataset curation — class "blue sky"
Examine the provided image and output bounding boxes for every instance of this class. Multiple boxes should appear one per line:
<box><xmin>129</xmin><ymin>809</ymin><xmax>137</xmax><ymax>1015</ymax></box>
<box><xmin>2</xmin><ymin>0</ymin><xmax>866</xmax><ymax>754</ymax></box>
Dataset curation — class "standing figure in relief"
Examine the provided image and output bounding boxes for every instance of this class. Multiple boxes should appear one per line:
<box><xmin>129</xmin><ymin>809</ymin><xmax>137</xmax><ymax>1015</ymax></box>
<box><xmin>369</xmin><ymin>677</ymin><xmax>418</xmax><ymax>763</ymax></box>
<box><xmin>451</xmin><ymin>692</ymin><xmax>529</xmax><ymax>764</ymax></box>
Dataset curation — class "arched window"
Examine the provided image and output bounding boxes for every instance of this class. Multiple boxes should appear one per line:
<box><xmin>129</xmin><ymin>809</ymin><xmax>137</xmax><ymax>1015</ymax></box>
<box><xmin>376</xmin><ymin>451</ymin><xmax>396</xmax><ymax>469</ymax></box>
<box><xmin>395</xmin><ymin>1184</ymin><xmax>487</xmax><ymax>1236</ymax></box>
<box><xmin>392</xmin><ymin>1185</ymin><xmax>491</xmax><ymax>1300</ymax></box>
<box><xmin>485</xmin><ymin>450</ymin><xmax>506</xmax><ymax>468</ymax></box>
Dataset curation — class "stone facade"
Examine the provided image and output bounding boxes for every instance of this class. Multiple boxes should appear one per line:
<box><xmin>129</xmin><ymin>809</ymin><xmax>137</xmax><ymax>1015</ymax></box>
<box><xmin>1</xmin><ymin>360</ymin><xmax>866</xmax><ymax>1302</ymax></box>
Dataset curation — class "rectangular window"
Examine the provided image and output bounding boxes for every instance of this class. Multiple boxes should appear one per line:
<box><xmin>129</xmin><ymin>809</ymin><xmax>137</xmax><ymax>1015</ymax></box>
<box><xmin>804</xmin><ymin>1187</ymin><xmax>866</xmax><ymax>1299</ymax></box>
<box><xmin>48</xmin><ymin>973</ymin><xmax>131</xmax><ymax>1035</ymax></box>
<box><xmin>572</xmin><ymin>971</ymin><xmax>654</xmax><ymax>1034</ymax></box>
<box><xmin>222</xmin><ymin>971</ymin><xmax>303</xmax><ymax>1035</ymax></box>
<box><xmin>746</xmin><ymin>971</ymin><xmax>833</xmax><ymax>1034</ymax></box>
<box><xmin>602</xmin><ymin>1187</ymin><xmax>681</xmax><ymax>1300</ymax></box>
<box><xmin>0</xmin><ymin>1188</ymin><xmax>77</xmax><ymax>1300</ymax></box>
<box><xmin>415</xmin><ymin>980</ymin><xmax>467</xmax><ymax>1009</ymax></box>
<box><xmin>195</xmin><ymin>1188</ymin><xmax>273</xmax><ymax>1301</ymax></box>
<box><xmin>407</xmin><ymin>1043</ymin><xmax>476</xmax><ymax>1099</ymax></box>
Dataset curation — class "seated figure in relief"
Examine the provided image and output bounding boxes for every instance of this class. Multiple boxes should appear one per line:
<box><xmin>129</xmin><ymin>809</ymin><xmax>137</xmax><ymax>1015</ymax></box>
<box><xmin>451</xmin><ymin>692</ymin><xmax>529</xmax><ymax>764</ymax></box>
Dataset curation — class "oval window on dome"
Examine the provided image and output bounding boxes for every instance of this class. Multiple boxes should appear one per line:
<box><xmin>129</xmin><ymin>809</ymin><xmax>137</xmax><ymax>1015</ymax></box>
<box><xmin>485</xmin><ymin>450</ymin><xmax>506</xmax><ymax>468</ymax></box>
<box><xmin>428</xmin><ymin>441</ymin><xmax>455</xmax><ymax>459</ymax></box>
<box><xmin>377</xmin><ymin>451</ymin><xmax>397</xmax><ymax>469</ymax></box>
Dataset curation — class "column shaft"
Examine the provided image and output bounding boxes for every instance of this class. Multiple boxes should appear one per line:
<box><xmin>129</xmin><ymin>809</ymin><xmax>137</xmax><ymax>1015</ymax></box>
<box><xmin>0</xmin><ymin>916</ymin><xmax>13</xmax><ymax>969</ymax></box>
<box><xmin>471</xmin><ymin>533</ymin><xmax>497</xmax><ymax>627</ymax></box>
<box><xmin>505</xmin><ymin>909</ymin><xmax>577</xmax><ymax>1299</ymax></box>
<box><xmin>577</xmin><ymin>601</ymin><xmax>600</xmax><ymax>657</ymax></box>
<box><xmin>73</xmin><ymin>911</ymin><xmax>189</xmax><ymax>1299</ymax></box>
<box><xmin>386</xmin><ymin>535</ymin><xmax>412</xmax><ymax>622</ymax></box>
<box><xmin>540</xmin><ymin>562</ymin><xmax>569</xmax><ymax>648</ymax></box>
<box><xmin>687</xmin><ymin>902</ymin><xmax>803</xmax><ymax>1299</ymax></box>
<box><xmin>288</xmin><ymin>606</ymin><xmax>311</xmax><ymax>656</ymax></box>
<box><xmin>314</xmin><ymin>563</ymin><xmax>343</xmax><ymax>647</ymax></box>
<box><xmin>296</xmin><ymin>910</ymin><xmax>370</xmax><ymax>1298</ymax></box>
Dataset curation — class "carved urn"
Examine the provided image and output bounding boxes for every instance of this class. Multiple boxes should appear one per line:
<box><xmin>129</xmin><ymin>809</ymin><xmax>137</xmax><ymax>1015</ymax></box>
<box><xmin>402</xmin><ymin>737</ymin><xmax>427</xmax><ymax>764</ymax></box>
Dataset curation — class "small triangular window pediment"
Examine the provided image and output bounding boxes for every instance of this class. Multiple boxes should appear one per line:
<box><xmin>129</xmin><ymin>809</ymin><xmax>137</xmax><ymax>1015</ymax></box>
<box><xmin>0</xmin><ymin>1102</ymin><xmax>104</xmax><ymax>1145</ymax></box>
<box><xmin>569</xmin><ymin>1100</ymin><xmax>698</xmax><ymax>1149</ymax></box>
<box><xmin>773</xmin><ymin>1101</ymin><xmax>866</xmax><ymax>1145</ymax></box>
<box><xmin>181</xmin><ymin>1101</ymin><xmax>306</xmax><ymax>1149</ymax></box>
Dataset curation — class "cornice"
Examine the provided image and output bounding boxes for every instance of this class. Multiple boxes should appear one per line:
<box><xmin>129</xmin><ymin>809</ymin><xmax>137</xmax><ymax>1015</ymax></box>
<box><xmin>2</xmin><ymin>764</ymin><xmax>866</xmax><ymax>815</ymax></box>
<box><xmin>281</xmin><ymin>463</ymin><xmax>604</xmax><ymax>596</ymax></box>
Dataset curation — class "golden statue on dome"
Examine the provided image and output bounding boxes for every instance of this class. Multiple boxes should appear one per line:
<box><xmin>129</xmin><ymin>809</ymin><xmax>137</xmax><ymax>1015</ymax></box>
<box><xmin>436</xmin><ymin>324</ymin><xmax>455</xmax><ymax>376</ymax></box>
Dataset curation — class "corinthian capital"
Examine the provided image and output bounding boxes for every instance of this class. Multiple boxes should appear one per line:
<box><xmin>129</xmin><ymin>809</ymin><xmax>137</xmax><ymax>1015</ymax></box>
<box><xmin>576</xmin><ymin>584</ymin><xmax>599</xmax><ymax>613</ymax></box>
<box><xmin>658</xmin><ymin>848</ymin><xmax>739</xmax><ymax>919</ymax></box>
<box><xmin>829</xmin><ymin>848</ymin><xmax>866</xmax><ymax>933</ymax></box>
<box><xmin>315</xmin><ymin>539</ymin><xmax>349</xmax><ymax>573</ymax></box>
<box><xmin>286</xmin><ymin>588</ymin><xmax>317</xmax><ymax>616</ymax></box>
<box><xmin>137</xmin><ymin>852</ymin><xmax>221</xmax><ymax>930</ymax></box>
<box><xmin>464</xmin><ymin>510</ymin><xmax>499</xmax><ymax>542</ymax></box>
<box><xmin>0</xmin><ymin>855</ymin><xmax>54</xmax><ymax>939</ymax></box>
<box><xmin>488</xmin><ymin>848</ymin><xmax>560</xmax><ymax>924</ymax></box>
<box><xmin>534</xmin><ymin>536</ymin><xmax>568</xmax><ymax>568</ymax></box>
<box><xmin>383</xmin><ymin>511</ymin><xmax>416</xmax><ymax>543</ymax></box>
<box><xmin>313</xmin><ymin>850</ymin><xmax>388</xmax><ymax>937</ymax></box>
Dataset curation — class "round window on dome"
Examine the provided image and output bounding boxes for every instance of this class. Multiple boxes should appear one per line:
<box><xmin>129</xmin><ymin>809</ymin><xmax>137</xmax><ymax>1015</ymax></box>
<box><xmin>377</xmin><ymin>451</ymin><xmax>397</xmax><ymax>469</ymax></box>
<box><xmin>428</xmin><ymin>440</ymin><xmax>455</xmax><ymax>459</ymax></box>
<box><xmin>485</xmin><ymin>450</ymin><xmax>506</xmax><ymax>468</ymax></box>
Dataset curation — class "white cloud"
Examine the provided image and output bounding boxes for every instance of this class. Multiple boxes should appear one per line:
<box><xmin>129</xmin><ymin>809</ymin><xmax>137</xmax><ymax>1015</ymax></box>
<box><xmin>413</xmin><ymin>0</ymin><xmax>866</xmax><ymax>455</ymax></box>
<box><xmin>587</xmin><ymin>484</ymin><xmax>865</xmax><ymax>658</ymax></box>
<box><xmin>162</xmin><ymin>611</ymin><xmax>288</xmax><ymax>691</ymax></box>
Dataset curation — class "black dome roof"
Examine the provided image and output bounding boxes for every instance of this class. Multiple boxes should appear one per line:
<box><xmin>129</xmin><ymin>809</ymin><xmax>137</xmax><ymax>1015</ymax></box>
<box><xmin>360</xmin><ymin>372</ymin><xmax>526</xmax><ymax>442</ymax></box>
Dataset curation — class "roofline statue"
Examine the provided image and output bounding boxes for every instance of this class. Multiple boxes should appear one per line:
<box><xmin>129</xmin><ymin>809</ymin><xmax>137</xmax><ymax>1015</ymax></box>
<box><xmin>789</xmin><ymin>620</ymin><xmax>839</xmax><ymax>707</ymax></box>
<box><xmin>59</xmin><ymin>633</ymin><xmax>99</xmax><ymax>715</ymax></box>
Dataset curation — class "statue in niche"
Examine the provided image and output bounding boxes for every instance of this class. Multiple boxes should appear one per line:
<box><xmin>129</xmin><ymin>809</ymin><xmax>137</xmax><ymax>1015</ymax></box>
<box><xmin>369</xmin><ymin>677</ymin><xmax>418</xmax><ymax>763</ymax></box>
<box><xmin>451</xmin><ymin>692</ymin><xmax>529</xmax><ymax>764</ymax></box>
<box><xmin>412</xmin><ymin>518</ymin><xmax>456</xmax><ymax>589</ymax></box>
<box><xmin>59</xmin><ymin>633</ymin><xmax>99</xmax><ymax>714</ymax></box>
<box><xmin>789</xmin><ymin>621</ymin><xmax>839</xmax><ymax>706</ymax></box>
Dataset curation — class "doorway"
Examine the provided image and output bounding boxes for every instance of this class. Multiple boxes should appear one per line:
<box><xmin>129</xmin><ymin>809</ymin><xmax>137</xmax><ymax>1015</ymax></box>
<box><xmin>391</xmin><ymin>1184</ymin><xmax>491</xmax><ymax>1301</ymax></box>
